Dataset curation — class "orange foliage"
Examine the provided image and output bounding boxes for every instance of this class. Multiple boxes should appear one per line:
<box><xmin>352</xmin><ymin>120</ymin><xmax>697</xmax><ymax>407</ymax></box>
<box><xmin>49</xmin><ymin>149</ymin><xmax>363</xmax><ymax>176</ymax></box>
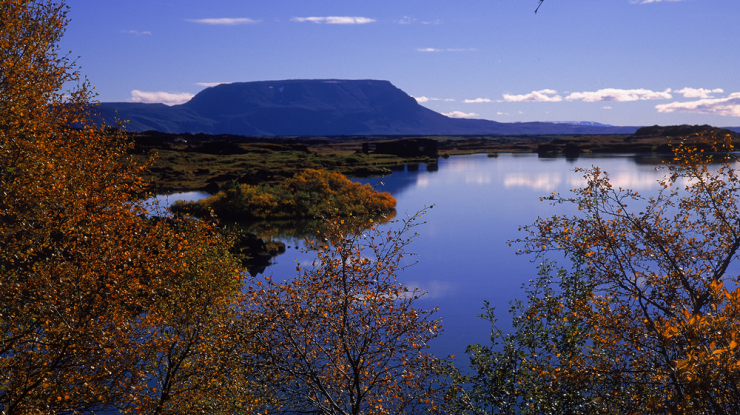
<box><xmin>282</xmin><ymin>168</ymin><xmax>397</xmax><ymax>217</ymax></box>
<box><xmin>1</xmin><ymin>2</ymin><xmax>260</xmax><ymax>413</ymax></box>
<box><xmin>172</xmin><ymin>168</ymin><xmax>396</xmax><ymax>220</ymax></box>
<box><xmin>512</xmin><ymin>132</ymin><xmax>740</xmax><ymax>413</ymax></box>
<box><xmin>240</xmin><ymin>214</ymin><xmax>449</xmax><ymax>414</ymax></box>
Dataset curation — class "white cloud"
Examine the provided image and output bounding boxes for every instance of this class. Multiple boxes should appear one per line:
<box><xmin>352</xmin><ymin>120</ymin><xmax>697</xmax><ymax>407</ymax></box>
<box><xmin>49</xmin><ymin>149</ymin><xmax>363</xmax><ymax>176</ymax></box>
<box><xmin>197</xmin><ymin>82</ymin><xmax>232</xmax><ymax>87</ymax></box>
<box><xmin>675</xmin><ymin>87</ymin><xmax>724</xmax><ymax>98</ymax></box>
<box><xmin>122</xmin><ymin>30</ymin><xmax>151</xmax><ymax>35</ymax></box>
<box><xmin>418</xmin><ymin>48</ymin><xmax>442</xmax><ymax>52</ymax></box>
<box><xmin>464</xmin><ymin>98</ymin><xmax>492</xmax><ymax>103</ymax></box>
<box><xmin>413</xmin><ymin>96</ymin><xmax>447</xmax><ymax>103</ymax></box>
<box><xmin>326</xmin><ymin>16</ymin><xmax>374</xmax><ymax>24</ymax></box>
<box><xmin>128</xmin><ymin>90</ymin><xmax>194</xmax><ymax>106</ymax></box>
<box><xmin>656</xmin><ymin>93</ymin><xmax>740</xmax><ymax>117</ymax></box>
<box><xmin>565</xmin><ymin>88</ymin><xmax>672</xmax><ymax>102</ymax></box>
<box><xmin>603</xmin><ymin>106</ymin><xmax>613</xmax><ymax>109</ymax></box>
<box><xmin>503</xmin><ymin>89</ymin><xmax>562</xmax><ymax>102</ymax></box>
<box><xmin>443</xmin><ymin>111</ymin><xmax>478</xmax><ymax>118</ymax></box>
<box><xmin>497</xmin><ymin>111</ymin><xmax>510</xmax><ymax>115</ymax></box>
<box><xmin>291</xmin><ymin>16</ymin><xmax>375</xmax><ymax>24</ymax></box>
<box><xmin>398</xmin><ymin>16</ymin><xmax>416</xmax><ymax>24</ymax></box>
<box><xmin>186</xmin><ymin>18</ymin><xmax>259</xmax><ymax>25</ymax></box>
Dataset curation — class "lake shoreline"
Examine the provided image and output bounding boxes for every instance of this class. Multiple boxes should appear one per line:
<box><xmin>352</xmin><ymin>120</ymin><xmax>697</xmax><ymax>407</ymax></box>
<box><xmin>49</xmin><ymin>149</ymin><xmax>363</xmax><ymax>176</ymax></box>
<box><xmin>133</xmin><ymin>125</ymin><xmax>740</xmax><ymax>194</ymax></box>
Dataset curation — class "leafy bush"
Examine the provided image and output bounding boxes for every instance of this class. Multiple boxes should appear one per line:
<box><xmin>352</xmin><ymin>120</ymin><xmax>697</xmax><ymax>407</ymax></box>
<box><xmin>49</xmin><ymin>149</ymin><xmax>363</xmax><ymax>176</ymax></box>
<box><xmin>171</xmin><ymin>169</ymin><xmax>396</xmax><ymax>220</ymax></box>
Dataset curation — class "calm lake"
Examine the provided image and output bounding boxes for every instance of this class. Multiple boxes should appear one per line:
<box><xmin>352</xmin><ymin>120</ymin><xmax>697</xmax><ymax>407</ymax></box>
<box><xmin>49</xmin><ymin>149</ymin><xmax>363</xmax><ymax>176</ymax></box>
<box><xmin>160</xmin><ymin>152</ymin><xmax>695</xmax><ymax>361</ymax></box>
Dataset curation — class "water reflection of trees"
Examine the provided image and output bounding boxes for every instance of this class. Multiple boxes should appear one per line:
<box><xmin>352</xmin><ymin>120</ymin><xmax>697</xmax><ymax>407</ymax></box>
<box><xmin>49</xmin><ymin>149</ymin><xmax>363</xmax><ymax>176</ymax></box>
<box><xmin>539</xmin><ymin>152</ymin><xmax>677</xmax><ymax>166</ymax></box>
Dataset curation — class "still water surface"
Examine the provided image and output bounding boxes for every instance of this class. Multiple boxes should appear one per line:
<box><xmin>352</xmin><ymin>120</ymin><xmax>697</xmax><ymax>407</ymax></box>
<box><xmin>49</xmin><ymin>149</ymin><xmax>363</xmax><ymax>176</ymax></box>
<box><xmin>165</xmin><ymin>152</ymin><xmax>684</xmax><ymax>361</ymax></box>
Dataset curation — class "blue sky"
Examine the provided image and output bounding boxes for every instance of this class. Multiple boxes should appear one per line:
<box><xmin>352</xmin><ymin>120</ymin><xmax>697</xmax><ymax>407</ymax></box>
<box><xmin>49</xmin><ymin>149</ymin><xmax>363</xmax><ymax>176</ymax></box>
<box><xmin>62</xmin><ymin>0</ymin><xmax>740</xmax><ymax>127</ymax></box>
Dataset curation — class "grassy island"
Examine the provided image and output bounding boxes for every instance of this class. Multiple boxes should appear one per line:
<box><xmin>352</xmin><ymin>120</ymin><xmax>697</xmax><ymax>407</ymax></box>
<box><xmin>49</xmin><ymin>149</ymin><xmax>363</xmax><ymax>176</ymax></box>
<box><xmin>170</xmin><ymin>168</ymin><xmax>396</xmax><ymax>220</ymax></box>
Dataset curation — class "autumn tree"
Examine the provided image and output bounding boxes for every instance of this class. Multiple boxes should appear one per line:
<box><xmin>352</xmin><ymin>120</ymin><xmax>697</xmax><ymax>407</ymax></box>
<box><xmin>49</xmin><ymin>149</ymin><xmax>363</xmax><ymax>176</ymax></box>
<box><xmin>1</xmin><ymin>1</ymin><xmax>256</xmax><ymax>413</ymax></box>
<box><xmin>451</xmin><ymin>132</ymin><xmax>740</xmax><ymax>414</ymax></box>
<box><xmin>240</xmin><ymin>213</ymin><xmax>450</xmax><ymax>415</ymax></box>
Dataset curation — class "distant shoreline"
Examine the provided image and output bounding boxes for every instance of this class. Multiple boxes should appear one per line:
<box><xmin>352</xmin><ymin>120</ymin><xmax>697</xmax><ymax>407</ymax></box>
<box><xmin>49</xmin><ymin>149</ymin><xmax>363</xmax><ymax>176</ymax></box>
<box><xmin>130</xmin><ymin>125</ymin><xmax>740</xmax><ymax>193</ymax></box>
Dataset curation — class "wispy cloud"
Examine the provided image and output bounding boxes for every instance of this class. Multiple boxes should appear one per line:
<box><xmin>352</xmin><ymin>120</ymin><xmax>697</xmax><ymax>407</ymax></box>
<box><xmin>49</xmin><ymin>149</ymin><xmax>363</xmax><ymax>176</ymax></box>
<box><xmin>417</xmin><ymin>48</ymin><xmax>475</xmax><ymax>52</ymax></box>
<box><xmin>675</xmin><ymin>87</ymin><xmax>724</xmax><ymax>99</ymax></box>
<box><xmin>464</xmin><ymin>98</ymin><xmax>492</xmax><ymax>103</ymax></box>
<box><xmin>443</xmin><ymin>111</ymin><xmax>478</xmax><ymax>118</ymax></box>
<box><xmin>197</xmin><ymin>82</ymin><xmax>232</xmax><ymax>87</ymax></box>
<box><xmin>128</xmin><ymin>90</ymin><xmax>194</xmax><ymax>106</ymax></box>
<box><xmin>122</xmin><ymin>30</ymin><xmax>151</xmax><ymax>35</ymax></box>
<box><xmin>397</xmin><ymin>16</ymin><xmax>442</xmax><ymax>25</ymax></box>
<box><xmin>603</xmin><ymin>106</ymin><xmax>613</xmax><ymax>109</ymax></box>
<box><xmin>656</xmin><ymin>93</ymin><xmax>740</xmax><ymax>117</ymax></box>
<box><xmin>291</xmin><ymin>16</ymin><xmax>375</xmax><ymax>24</ymax></box>
<box><xmin>186</xmin><ymin>18</ymin><xmax>259</xmax><ymax>25</ymax></box>
<box><xmin>565</xmin><ymin>88</ymin><xmax>672</xmax><ymax>102</ymax></box>
<box><xmin>413</xmin><ymin>96</ymin><xmax>454</xmax><ymax>103</ymax></box>
<box><xmin>503</xmin><ymin>89</ymin><xmax>562</xmax><ymax>102</ymax></box>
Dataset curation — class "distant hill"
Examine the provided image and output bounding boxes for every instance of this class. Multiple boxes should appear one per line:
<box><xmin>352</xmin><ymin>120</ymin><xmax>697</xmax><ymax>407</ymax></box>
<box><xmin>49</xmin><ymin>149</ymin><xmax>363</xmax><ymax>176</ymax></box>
<box><xmin>633</xmin><ymin>124</ymin><xmax>739</xmax><ymax>138</ymax></box>
<box><xmin>551</xmin><ymin>121</ymin><xmax>616</xmax><ymax>127</ymax></box>
<box><xmin>97</xmin><ymin>79</ymin><xmax>641</xmax><ymax>136</ymax></box>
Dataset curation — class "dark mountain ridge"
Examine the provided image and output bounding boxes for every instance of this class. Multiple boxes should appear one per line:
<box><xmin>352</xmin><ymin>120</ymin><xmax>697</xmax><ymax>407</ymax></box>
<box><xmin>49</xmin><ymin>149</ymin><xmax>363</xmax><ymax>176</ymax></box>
<box><xmin>98</xmin><ymin>79</ymin><xmax>641</xmax><ymax>136</ymax></box>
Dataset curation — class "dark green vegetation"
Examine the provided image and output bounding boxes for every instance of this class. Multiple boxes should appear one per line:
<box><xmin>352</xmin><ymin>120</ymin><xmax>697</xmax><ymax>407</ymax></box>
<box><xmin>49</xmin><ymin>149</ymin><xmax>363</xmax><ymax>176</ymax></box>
<box><xmin>132</xmin><ymin>131</ymin><xmax>440</xmax><ymax>192</ymax></box>
<box><xmin>534</xmin><ymin>125</ymin><xmax>740</xmax><ymax>156</ymax></box>
<box><xmin>134</xmin><ymin>125</ymin><xmax>740</xmax><ymax>194</ymax></box>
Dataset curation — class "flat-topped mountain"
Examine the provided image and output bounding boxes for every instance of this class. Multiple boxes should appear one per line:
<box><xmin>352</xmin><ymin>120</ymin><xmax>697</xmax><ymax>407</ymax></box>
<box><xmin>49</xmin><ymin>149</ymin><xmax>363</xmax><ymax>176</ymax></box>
<box><xmin>98</xmin><ymin>79</ymin><xmax>640</xmax><ymax>136</ymax></box>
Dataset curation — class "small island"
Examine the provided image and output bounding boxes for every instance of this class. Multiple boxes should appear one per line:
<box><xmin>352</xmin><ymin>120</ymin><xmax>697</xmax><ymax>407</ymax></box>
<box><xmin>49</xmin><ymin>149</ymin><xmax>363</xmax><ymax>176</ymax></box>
<box><xmin>170</xmin><ymin>168</ymin><xmax>396</xmax><ymax>221</ymax></box>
